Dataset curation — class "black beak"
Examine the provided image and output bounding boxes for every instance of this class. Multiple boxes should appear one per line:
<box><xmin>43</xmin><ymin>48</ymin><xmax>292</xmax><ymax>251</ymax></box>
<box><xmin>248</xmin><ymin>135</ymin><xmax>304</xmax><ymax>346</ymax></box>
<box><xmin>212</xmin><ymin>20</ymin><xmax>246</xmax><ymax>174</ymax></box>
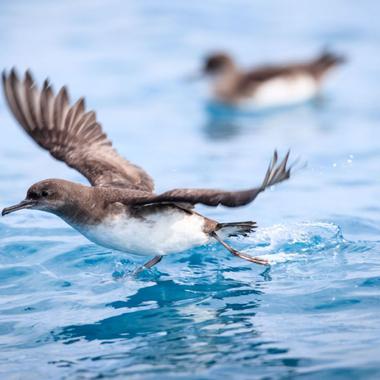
<box><xmin>2</xmin><ymin>200</ymin><xmax>36</xmax><ymax>216</ymax></box>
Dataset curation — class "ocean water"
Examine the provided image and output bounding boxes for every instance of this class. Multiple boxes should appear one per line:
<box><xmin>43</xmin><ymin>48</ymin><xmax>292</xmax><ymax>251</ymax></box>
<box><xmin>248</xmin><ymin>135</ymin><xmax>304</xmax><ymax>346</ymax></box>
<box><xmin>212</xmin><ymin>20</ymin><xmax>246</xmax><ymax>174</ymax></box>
<box><xmin>0</xmin><ymin>0</ymin><xmax>380</xmax><ymax>379</ymax></box>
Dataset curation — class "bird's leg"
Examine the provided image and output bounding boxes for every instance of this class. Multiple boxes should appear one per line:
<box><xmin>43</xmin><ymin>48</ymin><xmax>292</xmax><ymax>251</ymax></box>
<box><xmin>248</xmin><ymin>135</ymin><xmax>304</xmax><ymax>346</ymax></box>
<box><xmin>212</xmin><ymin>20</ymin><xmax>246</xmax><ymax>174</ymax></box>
<box><xmin>143</xmin><ymin>255</ymin><xmax>163</xmax><ymax>269</ymax></box>
<box><xmin>134</xmin><ymin>255</ymin><xmax>163</xmax><ymax>275</ymax></box>
<box><xmin>210</xmin><ymin>232</ymin><xmax>269</xmax><ymax>266</ymax></box>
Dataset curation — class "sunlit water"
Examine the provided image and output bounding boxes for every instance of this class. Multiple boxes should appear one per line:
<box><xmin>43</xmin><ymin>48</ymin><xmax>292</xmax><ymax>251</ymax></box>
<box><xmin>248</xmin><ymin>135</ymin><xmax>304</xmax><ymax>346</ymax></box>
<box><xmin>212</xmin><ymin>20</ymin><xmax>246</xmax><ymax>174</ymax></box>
<box><xmin>0</xmin><ymin>1</ymin><xmax>380</xmax><ymax>379</ymax></box>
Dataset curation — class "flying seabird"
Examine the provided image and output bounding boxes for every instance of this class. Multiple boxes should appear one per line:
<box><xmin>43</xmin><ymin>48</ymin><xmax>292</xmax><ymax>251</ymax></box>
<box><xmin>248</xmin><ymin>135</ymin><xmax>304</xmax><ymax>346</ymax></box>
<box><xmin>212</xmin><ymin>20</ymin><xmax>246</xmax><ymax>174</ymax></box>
<box><xmin>2</xmin><ymin>69</ymin><xmax>294</xmax><ymax>271</ymax></box>
<box><xmin>201</xmin><ymin>49</ymin><xmax>345</xmax><ymax>108</ymax></box>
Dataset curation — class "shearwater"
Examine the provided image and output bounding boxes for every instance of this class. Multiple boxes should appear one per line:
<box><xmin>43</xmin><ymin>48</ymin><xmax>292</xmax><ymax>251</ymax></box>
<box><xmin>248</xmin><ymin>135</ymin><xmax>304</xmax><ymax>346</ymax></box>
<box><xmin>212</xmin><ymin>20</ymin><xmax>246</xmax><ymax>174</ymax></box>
<box><xmin>199</xmin><ymin>49</ymin><xmax>345</xmax><ymax>108</ymax></box>
<box><xmin>2</xmin><ymin>69</ymin><xmax>295</xmax><ymax>271</ymax></box>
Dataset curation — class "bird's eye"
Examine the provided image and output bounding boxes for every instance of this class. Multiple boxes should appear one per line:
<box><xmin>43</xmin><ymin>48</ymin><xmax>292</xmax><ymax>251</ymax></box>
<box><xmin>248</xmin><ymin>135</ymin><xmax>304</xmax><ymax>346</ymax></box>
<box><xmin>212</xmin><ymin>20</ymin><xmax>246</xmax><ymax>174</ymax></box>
<box><xmin>41</xmin><ymin>190</ymin><xmax>49</xmax><ymax>197</ymax></box>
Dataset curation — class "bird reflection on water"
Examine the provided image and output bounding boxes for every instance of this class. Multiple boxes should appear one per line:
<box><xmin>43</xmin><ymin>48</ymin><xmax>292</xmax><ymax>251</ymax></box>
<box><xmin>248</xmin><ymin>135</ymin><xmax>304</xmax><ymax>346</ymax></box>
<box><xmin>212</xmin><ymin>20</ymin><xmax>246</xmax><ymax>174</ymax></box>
<box><xmin>202</xmin><ymin>98</ymin><xmax>328</xmax><ymax>142</ymax></box>
<box><xmin>53</xmin><ymin>266</ymin><xmax>287</xmax><ymax>377</ymax></box>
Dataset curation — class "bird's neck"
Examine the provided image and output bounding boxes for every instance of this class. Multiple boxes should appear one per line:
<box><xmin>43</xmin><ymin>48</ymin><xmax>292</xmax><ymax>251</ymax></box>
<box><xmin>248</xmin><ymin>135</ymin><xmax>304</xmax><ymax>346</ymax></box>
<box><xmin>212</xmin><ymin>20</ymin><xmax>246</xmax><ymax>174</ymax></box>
<box><xmin>54</xmin><ymin>185</ymin><xmax>103</xmax><ymax>227</ymax></box>
<box><xmin>212</xmin><ymin>67</ymin><xmax>241</xmax><ymax>100</ymax></box>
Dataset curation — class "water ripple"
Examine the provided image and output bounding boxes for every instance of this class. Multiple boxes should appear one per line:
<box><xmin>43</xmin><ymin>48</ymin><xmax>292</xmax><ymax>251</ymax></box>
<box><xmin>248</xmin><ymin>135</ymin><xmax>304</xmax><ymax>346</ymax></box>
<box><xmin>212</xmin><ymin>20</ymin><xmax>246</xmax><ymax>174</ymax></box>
<box><xmin>1</xmin><ymin>0</ymin><xmax>380</xmax><ymax>379</ymax></box>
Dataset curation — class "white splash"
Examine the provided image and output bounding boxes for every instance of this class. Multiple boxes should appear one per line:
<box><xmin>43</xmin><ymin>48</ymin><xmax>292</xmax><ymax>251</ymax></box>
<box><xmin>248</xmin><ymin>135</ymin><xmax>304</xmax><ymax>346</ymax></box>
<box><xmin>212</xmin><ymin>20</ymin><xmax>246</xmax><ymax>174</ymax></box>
<box><xmin>242</xmin><ymin>222</ymin><xmax>342</xmax><ymax>265</ymax></box>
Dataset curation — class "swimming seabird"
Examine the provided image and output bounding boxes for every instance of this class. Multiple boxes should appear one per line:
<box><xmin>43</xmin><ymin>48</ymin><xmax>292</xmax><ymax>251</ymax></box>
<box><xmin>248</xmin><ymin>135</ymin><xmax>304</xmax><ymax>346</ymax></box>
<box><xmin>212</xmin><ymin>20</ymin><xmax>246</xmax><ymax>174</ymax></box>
<box><xmin>202</xmin><ymin>49</ymin><xmax>345</xmax><ymax>108</ymax></box>
<box><xmin>2</xmin><ymin>69</ymin><xmax>294</xmax><ymax>271</ymax></box>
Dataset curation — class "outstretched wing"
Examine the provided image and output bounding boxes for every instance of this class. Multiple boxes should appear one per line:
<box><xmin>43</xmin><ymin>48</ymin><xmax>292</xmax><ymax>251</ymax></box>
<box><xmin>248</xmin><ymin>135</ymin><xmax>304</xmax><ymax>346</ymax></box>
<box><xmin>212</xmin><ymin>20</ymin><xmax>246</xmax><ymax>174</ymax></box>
<box><xmin>128</xmin><ymin>151</ymin><xmax>292</xmax><ymax>207</ymax></box>
<box><xmin>2</xmin><ymin>69</ymin><xmax>154</xmax><ymax>192</ymax></box>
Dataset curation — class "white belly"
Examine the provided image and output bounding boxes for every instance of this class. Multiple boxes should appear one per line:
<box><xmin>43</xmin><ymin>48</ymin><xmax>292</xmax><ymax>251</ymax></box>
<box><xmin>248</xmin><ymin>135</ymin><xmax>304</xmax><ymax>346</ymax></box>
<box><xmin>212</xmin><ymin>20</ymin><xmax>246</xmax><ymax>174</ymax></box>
<box><xmin>75</xmin><ymin>209</ymin><xmax>210</xmax><ymax>256</ymax></box>
<box><xmin>247</xmin><ymin>74</ymin><xmax>319</xmax><ymax>108</ymax></box>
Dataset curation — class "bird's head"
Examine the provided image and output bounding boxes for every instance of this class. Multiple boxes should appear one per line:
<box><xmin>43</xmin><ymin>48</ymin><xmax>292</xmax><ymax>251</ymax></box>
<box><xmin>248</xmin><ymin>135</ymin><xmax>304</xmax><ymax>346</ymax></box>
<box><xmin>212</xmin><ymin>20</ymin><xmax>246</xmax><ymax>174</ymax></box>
<box><xmin>203</xmin><ymin>52</ymin><xmax>235</xmax><ymax>76</ymax></box>
<box><xmin>2</xmin><ymin>179</ymin><xmax>77</xmax><ymax>216</ymax></box>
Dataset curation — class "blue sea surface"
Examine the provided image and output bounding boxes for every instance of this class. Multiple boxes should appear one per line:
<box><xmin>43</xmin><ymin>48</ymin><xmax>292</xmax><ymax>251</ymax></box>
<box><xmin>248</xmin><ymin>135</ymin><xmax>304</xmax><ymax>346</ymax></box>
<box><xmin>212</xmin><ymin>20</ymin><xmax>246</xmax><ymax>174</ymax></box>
<box><xmin>0</xmin><ymin>1</ymin><xmax>380</xmax><ymax>379</ymax></box>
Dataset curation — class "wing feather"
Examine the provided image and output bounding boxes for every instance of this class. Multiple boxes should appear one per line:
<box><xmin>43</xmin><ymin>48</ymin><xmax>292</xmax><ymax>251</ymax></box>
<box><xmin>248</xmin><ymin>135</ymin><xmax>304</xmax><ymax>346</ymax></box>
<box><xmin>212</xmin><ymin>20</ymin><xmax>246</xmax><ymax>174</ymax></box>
<box><xmin>2</xmin><ymin>69</ymin><xmax>154</xmax><ymax>191</ymax></box>
<box><xmin>127</xmin><ymin>151</ymin><xmax>293</xmax><ymax>208</ymax></box>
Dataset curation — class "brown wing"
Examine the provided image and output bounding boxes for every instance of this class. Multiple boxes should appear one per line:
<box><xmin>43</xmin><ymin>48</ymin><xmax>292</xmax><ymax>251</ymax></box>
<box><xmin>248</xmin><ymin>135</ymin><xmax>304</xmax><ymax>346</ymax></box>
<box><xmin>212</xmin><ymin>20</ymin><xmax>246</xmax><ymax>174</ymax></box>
<box><xmin>128</xmin><ymin>151</ymin><xmax>292</xmax><ymax>207</ymax></box>
<box><xmin>245</xmin><ymin>65</ymin><xmax>299</xmax><ymax>82</ymax></box>
<box><xmin>2</xmin><ymin>69</ymin><xmax>154</xmax><ymax>191</ymax></box>
<box><xmin>239</xmin><ymin>50</ymin><xmax>345</xmax><ymax>94</ymax></box>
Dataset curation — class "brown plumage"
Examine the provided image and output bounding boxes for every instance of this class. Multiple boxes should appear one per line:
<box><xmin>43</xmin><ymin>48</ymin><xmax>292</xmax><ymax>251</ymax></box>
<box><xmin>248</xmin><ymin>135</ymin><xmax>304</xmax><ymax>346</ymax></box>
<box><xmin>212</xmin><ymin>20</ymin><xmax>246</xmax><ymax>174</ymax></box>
<box><xmin>2</xmin><ymin>69</ymin><xmax>296</xmax><ymax>271</ymax></box>
<box><xmin>202</xmin><ymin>49</ymin><xmax>346</xmax><ymax>106</ymax></box>
<box><xmin>126</xmin><ymin>150</ymin><xmax>290</xmax><ymax>207</ymax></box>
<box><xmin>2</xmin><ymin>69</ymin><xmax>154</xmax><ymax>191</ymax></box>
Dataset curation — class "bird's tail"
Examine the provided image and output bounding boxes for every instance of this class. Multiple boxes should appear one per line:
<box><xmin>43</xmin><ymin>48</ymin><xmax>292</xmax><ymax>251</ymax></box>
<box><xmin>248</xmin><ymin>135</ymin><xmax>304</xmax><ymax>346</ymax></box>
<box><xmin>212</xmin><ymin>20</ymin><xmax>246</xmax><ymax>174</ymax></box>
<box><xmin>216</xmin><ymin>221</ymin><xmax>257</xmax><ymax>239</ymax></box>
<box><xmin>313</xmin><ymin>49</ymin><xmax>346</xmax><ymax>77</ymax></box>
